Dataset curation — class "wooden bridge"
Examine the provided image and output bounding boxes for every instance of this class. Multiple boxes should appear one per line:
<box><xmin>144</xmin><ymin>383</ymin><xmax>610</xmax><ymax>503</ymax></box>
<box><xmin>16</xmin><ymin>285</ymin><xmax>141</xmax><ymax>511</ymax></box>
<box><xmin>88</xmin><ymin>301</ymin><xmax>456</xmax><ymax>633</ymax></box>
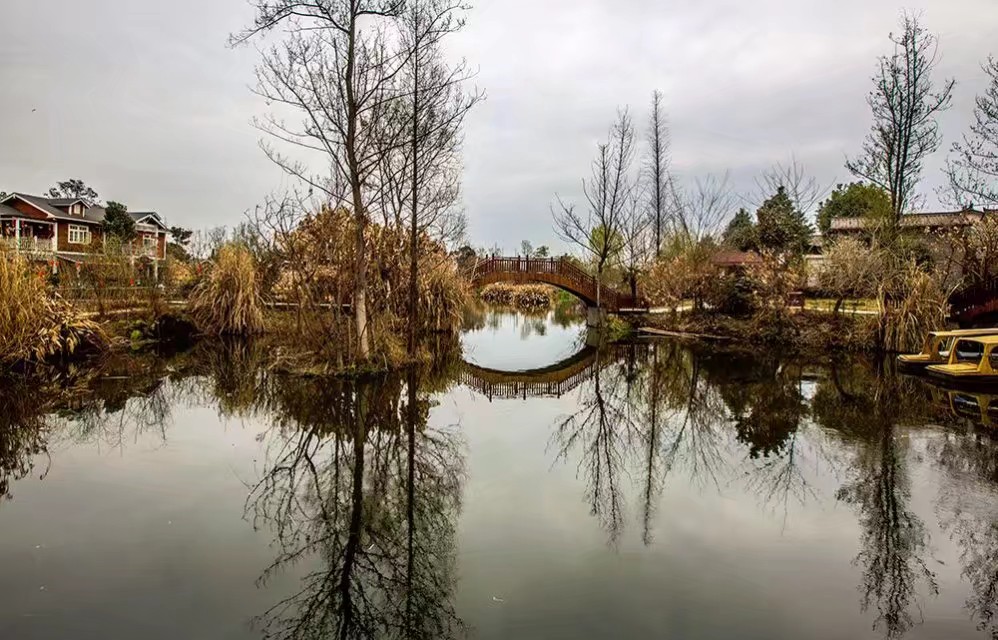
<box><xmin>470</xmin><ymin>257</ymin><xmax>645</xmax><ymax>312</ymax></box>
<box><xmin>950</xmin><ymin>280</ymin><xmax>998</xmax><ymax>327</ymax></box>
<box><xmin>459</xmin><ymin>343</ymin><xmax>640</xmax><ymax>401</ymax></box>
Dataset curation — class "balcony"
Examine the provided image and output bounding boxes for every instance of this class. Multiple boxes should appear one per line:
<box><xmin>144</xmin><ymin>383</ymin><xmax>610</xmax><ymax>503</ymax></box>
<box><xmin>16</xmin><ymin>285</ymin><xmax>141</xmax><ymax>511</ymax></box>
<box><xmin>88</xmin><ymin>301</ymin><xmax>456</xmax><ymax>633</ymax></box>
<box><xmin>3</xmin><ymin>237</ymin><xmax>55</xmax><ymax>254</ymax></box>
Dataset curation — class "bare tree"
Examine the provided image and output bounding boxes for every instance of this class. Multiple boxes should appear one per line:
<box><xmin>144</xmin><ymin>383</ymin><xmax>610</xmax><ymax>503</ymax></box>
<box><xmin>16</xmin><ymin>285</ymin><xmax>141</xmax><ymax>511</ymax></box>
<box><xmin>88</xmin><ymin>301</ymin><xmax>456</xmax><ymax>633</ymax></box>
<box><xmin>944</xmin><ymin>56</ymin><xmax>998</xmax><ymax>209</ymax></box>
<box><xmin>753</xmin><ymin>155</ymin><xmax>827</xmax><ymax>216</ymax></box>
<box><xmin>553</xmin><ymin>108</ymin><xmax>636</xmax><ymax>305</ymax></box>
<box><xmin>846</xmin><ymin>11</ymin><xmax>955</xmax><ymax>219</ymax></box>
<box><xmin>620</xmin><ymin>190</ymin><xmax>653</xmax><ymax>300</ymax></box>
<box><xmin>644</xmin><ymin>91</ymin><xmax>671</xmax><ymax>255</ymax></box>
<box><xmin>668</xmin><ymin>173</ymin><xmax>735</xmax><ymax>246</ymax></box>
<box><xmin>393</xmin><ymin>0</ymin><xmax>483</xmax><ymax>354</ymax></box>
<box><xmin>235</xmin><ymin>0</ymin><xmax>409</xmax><ymax>359</ymax></box>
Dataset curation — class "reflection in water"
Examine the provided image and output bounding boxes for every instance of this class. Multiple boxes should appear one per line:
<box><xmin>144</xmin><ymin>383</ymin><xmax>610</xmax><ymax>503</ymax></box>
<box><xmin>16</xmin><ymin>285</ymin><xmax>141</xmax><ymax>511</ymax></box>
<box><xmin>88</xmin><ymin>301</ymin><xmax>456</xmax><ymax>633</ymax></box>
<box><xmin>7</xmin><ymin>337</ymin><xmax>998</xmax><ymax>637</ymax></box>
<box><xmin>246</xmin><ymin>370</ymin><xmax>464</xmax><ymax>640</ymax></box>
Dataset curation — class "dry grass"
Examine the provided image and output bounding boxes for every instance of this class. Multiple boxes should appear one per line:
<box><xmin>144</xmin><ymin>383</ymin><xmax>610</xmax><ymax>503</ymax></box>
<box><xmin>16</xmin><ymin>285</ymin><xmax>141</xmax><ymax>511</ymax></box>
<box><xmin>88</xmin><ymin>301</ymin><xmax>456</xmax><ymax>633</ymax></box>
<box><xmin>0</xmin><ymin>249</ymin><xmax>107</xmax><ymax>364</ymax></box>
<box><xmin>480</xmin><ymin>282</ymin><xmax>553</xmax><ymax>309</ymax></box>
<box><xmin>189</xmin><ymin>243</ymin><xmax>265</xmax><ymax>336</ymax></box>
<box><xmin>879</xmin><ymin>261</ymin><xmax>952</xmax><ymax>353</ymax></box>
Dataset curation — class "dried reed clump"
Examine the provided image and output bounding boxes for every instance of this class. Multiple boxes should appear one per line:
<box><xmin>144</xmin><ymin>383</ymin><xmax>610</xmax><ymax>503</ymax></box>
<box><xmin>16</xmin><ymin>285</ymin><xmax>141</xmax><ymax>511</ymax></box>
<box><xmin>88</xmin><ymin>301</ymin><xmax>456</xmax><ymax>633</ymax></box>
<box><xmin>879</xmin><ymin>261</ymin><xmax>951</xmax><ymax>353</ymax></box>
<box><xmin>0</xmin><ymin>249</ymin><xmax>107</xmax><ymax>364</ymax></box>
<box><xmin>189</xmin><ymin>243</ymin><xmax>265</xmax><ymax>336</ymax></box>
<box><xmin>480</xmin><ymin>283</ymin><xmax>553</xmax><ymax>309</ymax></box>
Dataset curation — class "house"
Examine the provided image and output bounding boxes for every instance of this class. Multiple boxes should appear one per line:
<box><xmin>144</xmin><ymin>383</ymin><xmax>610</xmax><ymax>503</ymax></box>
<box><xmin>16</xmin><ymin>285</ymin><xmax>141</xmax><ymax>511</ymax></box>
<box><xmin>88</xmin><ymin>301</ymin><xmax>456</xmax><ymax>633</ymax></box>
<box><xmin>824</xmin><ymin>208</ymin><xmax>998</xmax><ymax>288</ymax></box>
<box><xmin>828</xmin><ymin>209</ymin><xmax>997</xmax><ymax>235</ymax></box>
<box><xmin>0</xmin><ymin>192</ymin><xmax>169</xmax><ymax>279</ymax></box>
<box><xmin>711</xmin><ymin>250</ymin><xmax>764</xmax><ymax>272</ymax></box>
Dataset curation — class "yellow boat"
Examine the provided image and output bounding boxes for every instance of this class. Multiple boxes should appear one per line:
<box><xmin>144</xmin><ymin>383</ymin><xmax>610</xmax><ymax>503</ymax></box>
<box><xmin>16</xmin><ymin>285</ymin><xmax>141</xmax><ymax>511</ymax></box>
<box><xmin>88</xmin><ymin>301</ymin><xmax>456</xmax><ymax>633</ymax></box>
<box><xmin>899</xmin><ymin>329</ymin><xmax>998</xmax><ymax>369</ymax></box>
<box><xmin>926</xmin><ymin>335</ymin><xmax>998</xmax><ymax>387</ymax></box>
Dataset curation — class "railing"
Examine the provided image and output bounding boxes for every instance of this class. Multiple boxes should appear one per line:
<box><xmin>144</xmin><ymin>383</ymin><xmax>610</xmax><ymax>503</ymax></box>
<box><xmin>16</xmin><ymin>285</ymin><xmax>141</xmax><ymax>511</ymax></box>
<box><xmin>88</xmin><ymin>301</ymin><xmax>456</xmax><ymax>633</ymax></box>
<box><xmin>3</xmin><ymin>237</ymin><xmax>55</xmax><ymax>253</ymax></box>
<box><xmin>470</xmin><ymin>256</ymin><xmax>645</xmax><ymax>311</ymax></box>
<box><xmin>950</xmin><ymin>279</ymin><xmax>998</xmax><ymax>321</ymax></box>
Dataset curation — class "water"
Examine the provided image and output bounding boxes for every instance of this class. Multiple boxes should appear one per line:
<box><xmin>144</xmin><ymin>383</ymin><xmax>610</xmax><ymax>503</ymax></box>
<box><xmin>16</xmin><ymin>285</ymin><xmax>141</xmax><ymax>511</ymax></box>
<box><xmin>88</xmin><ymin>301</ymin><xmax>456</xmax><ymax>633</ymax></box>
<box><xmin>2</xmin><ymin>309</ymin><xmax>998</xmax><ymax>639</ymax></box>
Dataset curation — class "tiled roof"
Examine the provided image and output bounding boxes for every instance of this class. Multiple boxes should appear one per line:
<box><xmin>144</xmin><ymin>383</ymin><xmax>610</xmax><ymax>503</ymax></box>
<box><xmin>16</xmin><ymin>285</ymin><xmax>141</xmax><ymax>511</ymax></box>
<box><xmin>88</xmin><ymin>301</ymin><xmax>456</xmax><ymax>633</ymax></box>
<box><xmin>830</xmin><ymin>210</ymin><xmax>994</xmax><ymax>231</ymax></box>
<box><xmin>713</xmin><ymin>250</ymin><xmax>763</xmax><ymax>267</ymax></box>
<box><xmin>0</xmin><ymin>194</ymin><xmax>166</xmax><ymax>227</ymax></box>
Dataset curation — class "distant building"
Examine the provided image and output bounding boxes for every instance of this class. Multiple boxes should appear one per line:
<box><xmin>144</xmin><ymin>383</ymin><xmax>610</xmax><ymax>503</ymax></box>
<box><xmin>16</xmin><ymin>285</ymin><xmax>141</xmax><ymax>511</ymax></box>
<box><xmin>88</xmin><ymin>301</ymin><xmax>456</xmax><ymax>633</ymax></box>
<box><xmin>825</xmin><ymin>208</ymin><xmax>998</xmax><ymax>289</ymax></box>
<box><xmin>828</xmin><ymin>209</ymin><xmax>996</xmax><ymax>235</ymax></box>
<box><xmin>0</xmin><ymin>192</ymin><xmax>169</xmax><ymax>278</ymax></box>
<box><xmin>711</xmin><ymin>250</ymin><xmax>763</xmax><ymax>272</ymax></box>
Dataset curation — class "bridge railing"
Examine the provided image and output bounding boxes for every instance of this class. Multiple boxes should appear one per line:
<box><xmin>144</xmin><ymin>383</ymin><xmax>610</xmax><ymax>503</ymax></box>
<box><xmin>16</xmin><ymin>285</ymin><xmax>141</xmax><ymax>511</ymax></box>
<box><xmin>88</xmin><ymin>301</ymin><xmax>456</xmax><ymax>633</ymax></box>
<box><xmin>950</xmin><ymin>279</ymin><xmax>998</xmax><ymax>321</ymax></box>
<box><xmin>470</xmin><ymin>256</ymin><xmax>646</xmax><ymax>311</ymax></box>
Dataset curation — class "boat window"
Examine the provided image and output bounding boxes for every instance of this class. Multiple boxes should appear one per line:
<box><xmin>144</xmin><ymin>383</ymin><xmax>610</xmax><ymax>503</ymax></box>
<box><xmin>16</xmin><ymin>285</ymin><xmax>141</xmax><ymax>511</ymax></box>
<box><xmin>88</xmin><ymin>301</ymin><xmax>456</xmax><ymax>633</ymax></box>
<box><xmin>955</xmin><ymin>340</ymin><xmax>985</xmax><ymax>363</ymax></box>
<box><xmin>990</xmin><ymin>348</ymin><xmax>998</xmax><ymax>371</ymax></box>
<box><xmin>936</xmin><ymin>337</ymin><xmax>954</xmax><ymax>357</ymax></box>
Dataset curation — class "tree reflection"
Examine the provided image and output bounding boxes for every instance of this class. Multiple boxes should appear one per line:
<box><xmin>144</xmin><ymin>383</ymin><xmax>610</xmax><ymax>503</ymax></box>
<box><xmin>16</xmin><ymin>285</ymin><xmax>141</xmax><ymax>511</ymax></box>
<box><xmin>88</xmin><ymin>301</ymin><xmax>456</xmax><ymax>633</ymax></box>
<box><xmin>551</xmin><ymin>352</ymin><xmax>638</xmax><ymax>545</ymax></box>
<box><xmin>247</xmin><ymin>369</ymin><xmax>465</xmax><ymax>640</ymax></box>
<box><xmin>823</xmin><ymin>367</ymin><xmax>938</xmax><ymax>639</ymax></box>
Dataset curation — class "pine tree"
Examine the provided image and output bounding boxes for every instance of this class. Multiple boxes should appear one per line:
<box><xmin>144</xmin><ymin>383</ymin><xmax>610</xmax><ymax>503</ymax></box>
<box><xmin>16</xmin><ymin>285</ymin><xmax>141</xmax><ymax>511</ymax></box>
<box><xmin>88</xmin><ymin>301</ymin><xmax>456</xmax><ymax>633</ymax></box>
<box><xmin>723</xmin><ymin>208</ymin><xmax>757</xmax><ymax>251</ymax></box>
<box><xmin>755</xmin><ymin>187</ymin><xmax>812</xmax><ymax>256</ymax></box>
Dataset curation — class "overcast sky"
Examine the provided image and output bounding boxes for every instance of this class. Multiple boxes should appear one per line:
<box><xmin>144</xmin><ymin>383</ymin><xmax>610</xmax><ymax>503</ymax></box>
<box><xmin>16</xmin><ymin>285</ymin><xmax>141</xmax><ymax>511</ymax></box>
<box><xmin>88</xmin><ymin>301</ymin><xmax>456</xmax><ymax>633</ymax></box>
<box><xmin>2</xmin><ymin>0</ymin><xmax>996</xmax><ymax>251</ymax></box>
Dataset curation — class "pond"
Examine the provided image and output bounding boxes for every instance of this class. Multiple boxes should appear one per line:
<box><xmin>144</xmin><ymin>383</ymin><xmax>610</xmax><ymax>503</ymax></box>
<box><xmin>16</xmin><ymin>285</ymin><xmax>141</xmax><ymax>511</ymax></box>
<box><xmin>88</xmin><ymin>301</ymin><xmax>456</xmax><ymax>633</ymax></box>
<box><xmin>1</xmin><ymin>308</ymin><xmax>998</xmax><ymax>639</ymax></box>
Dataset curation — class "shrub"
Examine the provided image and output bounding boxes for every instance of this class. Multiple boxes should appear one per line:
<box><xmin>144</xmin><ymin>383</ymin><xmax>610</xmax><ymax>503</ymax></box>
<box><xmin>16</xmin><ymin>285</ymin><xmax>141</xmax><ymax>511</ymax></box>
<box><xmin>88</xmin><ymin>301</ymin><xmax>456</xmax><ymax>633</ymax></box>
<box><xmin>189</xmin><ymin>243</ymin><xmax>265</xmax><ymax>336</ymax></box>
<box><xmin>706</xmin><ymin>272</ymin><xmax>756</xmax><ymax>316</ymax></box>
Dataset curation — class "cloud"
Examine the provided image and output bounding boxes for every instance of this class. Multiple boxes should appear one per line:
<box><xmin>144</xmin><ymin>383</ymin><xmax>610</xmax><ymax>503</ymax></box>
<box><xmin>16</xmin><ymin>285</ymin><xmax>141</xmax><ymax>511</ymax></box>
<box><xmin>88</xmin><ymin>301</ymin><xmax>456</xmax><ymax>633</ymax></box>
<box><xmin>1</xmin><ymin>0</ymin><xmax>995</xmax><ymax>249</ymax></box>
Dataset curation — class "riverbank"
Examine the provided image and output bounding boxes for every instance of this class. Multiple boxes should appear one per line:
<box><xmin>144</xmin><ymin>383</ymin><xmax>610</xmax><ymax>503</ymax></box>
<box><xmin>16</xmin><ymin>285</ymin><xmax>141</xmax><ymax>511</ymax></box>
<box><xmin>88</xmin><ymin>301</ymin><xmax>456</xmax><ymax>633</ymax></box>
<box><xmin>632</xmin><ymin>308</ymin><xmax>884</xmax><ymax>355</ymax></box>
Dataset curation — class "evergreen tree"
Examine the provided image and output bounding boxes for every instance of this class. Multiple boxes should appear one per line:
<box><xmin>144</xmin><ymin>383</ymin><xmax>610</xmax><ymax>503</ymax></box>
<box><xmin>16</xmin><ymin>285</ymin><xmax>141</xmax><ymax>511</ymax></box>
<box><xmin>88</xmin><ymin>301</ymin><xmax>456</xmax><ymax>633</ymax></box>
<box><xmin>102</xmin><ymin>201</ymin><xmax>136</xmax><ymax>241</ymax></box>
<box><xmin>755</xmin><ymin>187</ymin><xmax>812</xmax><ymax>256</ymax></box>
<box><xmin>723</xmin><ymin>208</ymin><xmax>757</xmax><ymax>251</ymax></box>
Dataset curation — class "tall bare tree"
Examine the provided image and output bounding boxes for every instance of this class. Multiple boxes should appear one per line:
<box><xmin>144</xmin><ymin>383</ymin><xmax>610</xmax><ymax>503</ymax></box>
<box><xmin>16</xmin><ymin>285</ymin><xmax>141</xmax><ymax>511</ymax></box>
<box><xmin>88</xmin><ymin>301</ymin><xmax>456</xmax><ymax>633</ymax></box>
<box><xmin>553</xmin><ymin>109</ymin><xmax>636</xmax><ymax>306</ymax></box>
<box><xmin>944</xmin><ymin>56</ymin><xmax>998</xmax><ymax>209</ymax></box>
<box><xmin>644</xmin><ymin>91</ymin><xmax>671</xmax><ymax>255</ymax></box>
<box><xmin>846</xmin><ymin>11</ymin><xmax>955</xmax><ymax>219</ymax></box>
<box><xmin>393</xmin><ymin>0</ymin><xmax>483</xmax><ymax>354</ymax></box>
<box><xmin>235</xmin><ymin>0</ymin><xmax>408</xmax><ymax>359</ymax></box>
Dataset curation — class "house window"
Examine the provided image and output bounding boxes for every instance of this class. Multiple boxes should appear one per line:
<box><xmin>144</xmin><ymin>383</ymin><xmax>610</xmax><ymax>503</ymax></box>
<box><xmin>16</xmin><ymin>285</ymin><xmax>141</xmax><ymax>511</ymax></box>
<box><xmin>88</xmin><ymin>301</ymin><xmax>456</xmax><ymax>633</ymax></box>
<box><xmin>68</xmin><ymin>224</ymin><xmax>91</xmax><ymax>245</ymax></box>
<box><xmin>71</xmin><ymin>203</ymin><xmax>84</xmax><ymax>215</ymax></box>
<box><xmin>143</xmin><ymin>234</ymin><xmax>157</xmax><ymax>248</ymax></box>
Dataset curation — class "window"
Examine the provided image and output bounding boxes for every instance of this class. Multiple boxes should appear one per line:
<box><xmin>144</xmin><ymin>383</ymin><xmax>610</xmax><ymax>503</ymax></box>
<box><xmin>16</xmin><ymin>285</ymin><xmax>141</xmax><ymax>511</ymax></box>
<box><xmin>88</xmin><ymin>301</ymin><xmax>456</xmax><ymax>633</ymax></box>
<box><xmin>71</xmin><ymin>203</ymin><xmax>84</xmax><ymax>215</ymax></box>
<box><xmin>68</xmin><ymin>224</ymin><xmax>91</xmax><ymax>245</ymax></box>
<box><xmin>143</xmin><ymin>234</ymin><xmax>157</xmax><ymax>248</ymax></box>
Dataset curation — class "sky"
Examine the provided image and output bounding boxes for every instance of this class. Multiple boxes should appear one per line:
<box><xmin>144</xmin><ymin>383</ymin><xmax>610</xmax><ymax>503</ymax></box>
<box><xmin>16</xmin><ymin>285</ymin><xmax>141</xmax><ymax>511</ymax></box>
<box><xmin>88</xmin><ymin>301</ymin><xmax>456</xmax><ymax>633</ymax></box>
<box><xmin>1</xmin><ymin>0</ymin><xmax>997</xmax><ymax>252</ymax></box>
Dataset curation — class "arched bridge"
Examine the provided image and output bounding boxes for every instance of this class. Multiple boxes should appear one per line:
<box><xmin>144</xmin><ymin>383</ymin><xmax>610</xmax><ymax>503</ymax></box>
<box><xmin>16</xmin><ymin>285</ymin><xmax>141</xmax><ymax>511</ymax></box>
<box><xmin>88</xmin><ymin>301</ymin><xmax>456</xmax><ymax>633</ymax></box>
<box><xmin>459</xmin><ymin>343</ymin><xmax>639</xmax><ymax>401</ymax></box>
<box><xmin>950</xmin><ymin>280</ymin><xmax>998</xmax><ymax>327</ymax></box>
<box><xmin>471</xmin><ymin>257</ymin><xmax>645</xmax><ymax>312</ymax></box>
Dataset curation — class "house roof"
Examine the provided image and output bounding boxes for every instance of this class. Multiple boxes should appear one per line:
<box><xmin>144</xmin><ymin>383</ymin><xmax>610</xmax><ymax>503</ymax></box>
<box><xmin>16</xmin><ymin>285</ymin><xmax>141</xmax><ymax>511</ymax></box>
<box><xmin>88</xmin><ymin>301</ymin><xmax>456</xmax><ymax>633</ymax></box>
<box><xmin>0</xmin><ymin>194</ymin><xmax>168</xmax><ymax>228</ymax></box>
<box><xmin>712</xmin><ymin>250</ymin><xmax>763</xmax><ymax>267</ymax></box>
<box><xmin>45</xmin><ymin>197</ymin><xmax>90</xmax><ymax>207</ymax></box>
<box><xmin>129</xmin><ymin>211</ymin><xmax>168</xmax><ymax>230</ymax></box>
<box><xmin>829</xmin><ymin>210</ymin><xmax>994</xmax><ymax>232</ymax></box>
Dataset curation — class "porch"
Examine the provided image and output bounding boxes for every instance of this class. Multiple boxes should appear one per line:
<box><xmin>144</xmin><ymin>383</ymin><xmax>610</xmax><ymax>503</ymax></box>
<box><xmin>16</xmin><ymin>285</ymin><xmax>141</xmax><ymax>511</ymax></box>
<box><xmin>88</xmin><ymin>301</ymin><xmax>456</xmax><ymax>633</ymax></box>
<box><xmin>1</xmin><ymin>219</ymin><xmax>56</xmax><ymax>254</ymax></box>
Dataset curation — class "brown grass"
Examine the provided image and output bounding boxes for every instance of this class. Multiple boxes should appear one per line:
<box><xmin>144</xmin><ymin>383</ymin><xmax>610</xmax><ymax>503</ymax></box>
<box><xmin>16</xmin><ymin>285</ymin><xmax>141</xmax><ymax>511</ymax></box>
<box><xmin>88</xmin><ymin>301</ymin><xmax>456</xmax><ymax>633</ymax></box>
<box><xmin>0</xmin><ymin>249</ymin><xmax>107</xmax><ymax>364</ymax></box>
<box><xmin>480</xmin><ymin>282</ymin><xmax>553</xmax><ymax>309</ymax></box>
<box><xmin>189</xmin><ymin>243</ymin><xmax>265</xmax><ymax>336</ymax></box>
<box><xmin>879</xmin><ymin>261</ymin><xmax>952</xmax><ymax>353</ymax></box>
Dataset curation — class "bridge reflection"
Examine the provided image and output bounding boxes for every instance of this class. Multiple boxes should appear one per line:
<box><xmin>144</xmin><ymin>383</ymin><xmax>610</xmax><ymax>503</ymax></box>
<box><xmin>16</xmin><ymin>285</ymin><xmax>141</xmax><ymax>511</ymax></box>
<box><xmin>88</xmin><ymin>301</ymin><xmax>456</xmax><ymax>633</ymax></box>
<box><xmin>459</xmin><ymin>343</ymin><xmax>640</xmax><ymax>401</ymax></box>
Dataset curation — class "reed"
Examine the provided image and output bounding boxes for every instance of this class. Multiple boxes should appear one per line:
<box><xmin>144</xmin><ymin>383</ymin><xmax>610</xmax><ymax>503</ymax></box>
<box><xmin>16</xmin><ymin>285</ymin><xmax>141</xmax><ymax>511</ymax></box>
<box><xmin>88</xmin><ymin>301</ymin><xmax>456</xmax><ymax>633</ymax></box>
<box><xmin>189</xmin><ymin>243</ymin><xmax>265</xmax><ymax>336</ymax></box>
<box><xmin>879</xmin><ymin>261</ymin><xmax>951</xmax><ymax>353</ymax></box>
<box><xmin>0</xmin><ymin>249</ymin><xmax>107</xmax><ymax>363</ymax></box>
<box><xmin>480</xmin><ymin>282</ymin><xmax>553</xmax><ymax>309</ymax></box>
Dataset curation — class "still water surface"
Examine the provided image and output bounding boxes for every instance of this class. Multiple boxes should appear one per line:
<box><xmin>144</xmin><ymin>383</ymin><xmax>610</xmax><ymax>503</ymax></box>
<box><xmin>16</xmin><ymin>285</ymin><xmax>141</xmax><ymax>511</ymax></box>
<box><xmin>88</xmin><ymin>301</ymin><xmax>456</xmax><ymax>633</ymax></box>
<box><xmin>2</xmin><ymin>309</ymin><xmax>998</xmax><ymax>639</ymax></box>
